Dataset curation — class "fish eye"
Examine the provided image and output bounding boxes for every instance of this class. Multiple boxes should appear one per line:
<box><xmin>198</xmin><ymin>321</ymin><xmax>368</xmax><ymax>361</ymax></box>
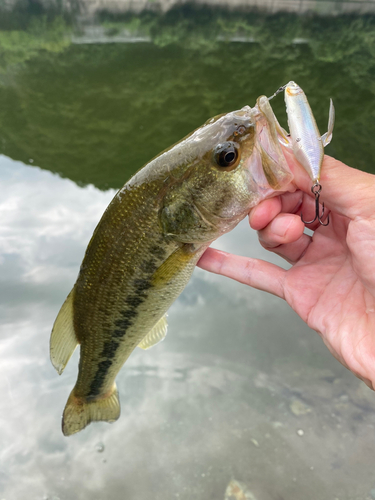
<box><xmin>214</xmin><ymin>142</ymin><xmax>240</xmax><ymax>169</ymax></box>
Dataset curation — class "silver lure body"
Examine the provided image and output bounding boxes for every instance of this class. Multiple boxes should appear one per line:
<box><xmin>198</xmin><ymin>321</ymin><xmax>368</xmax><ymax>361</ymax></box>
<box><xmin>284</xmin><ymin>81</ymin><xmax>335</xmax><ymax>183</ymax></box>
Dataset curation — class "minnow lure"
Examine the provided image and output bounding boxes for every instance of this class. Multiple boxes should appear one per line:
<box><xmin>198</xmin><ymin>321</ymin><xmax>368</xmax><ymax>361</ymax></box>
<box><xmin>270</xmin><ymin>81</ymin><xmax>335</xmax><ymax>225</ymax></box>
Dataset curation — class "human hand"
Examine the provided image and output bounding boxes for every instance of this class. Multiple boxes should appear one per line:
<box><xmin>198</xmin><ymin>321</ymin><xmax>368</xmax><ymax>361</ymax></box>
<box><xmin>198</xmin><ymin>152</ymin><xmax>375</xmax><ymax>389</ymax></box>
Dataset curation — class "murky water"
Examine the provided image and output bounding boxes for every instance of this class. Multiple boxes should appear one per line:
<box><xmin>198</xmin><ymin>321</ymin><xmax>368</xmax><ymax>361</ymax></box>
<box><xmin>1</xmin><ymin>5</ymin><xmax>375</xmax><ymax>500</ymax></box>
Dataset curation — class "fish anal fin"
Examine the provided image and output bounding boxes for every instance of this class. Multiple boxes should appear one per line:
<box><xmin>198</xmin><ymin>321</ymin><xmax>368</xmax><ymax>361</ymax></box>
<box><xmin>62</xmin><ymin>384</ymin><xmax>120</xmax><ymax>436</ymax></box>
<box><xmin>50</xmin><ymin>291</ymin><xmax>79</xmax><ymax>375</ymax></box>
<box><xmin>138</xmin><ymin>314</ymin><xmax>168</xmax><ymax>350</ymax></box>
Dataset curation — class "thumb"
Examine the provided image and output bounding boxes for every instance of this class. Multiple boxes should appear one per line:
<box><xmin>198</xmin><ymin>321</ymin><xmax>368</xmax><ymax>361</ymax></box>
<box><xmin>284</xmin><ymin>149</ymin><xmax>375</xmax><ymax>220</ymax></box>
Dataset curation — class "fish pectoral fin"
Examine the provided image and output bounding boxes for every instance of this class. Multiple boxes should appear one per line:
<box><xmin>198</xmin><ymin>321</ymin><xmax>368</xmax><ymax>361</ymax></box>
<box><xmin>138</xmin><ymin>314</ymin><xmax>168</xmax><ymax>350</ymax></box>
<box><xmin>62</xmin><ymin>384</ymin><xmax>120</xmax><ymax>436</ymax></box>
<box><xmin>50</xmin><ymin>291</ymin><xmax>79</xmax><ymax>375</ymax></box>
<box><xmin>321</xmin><ymin>98</ymin><xmax>335</xmax><ymax>147</ymax></box>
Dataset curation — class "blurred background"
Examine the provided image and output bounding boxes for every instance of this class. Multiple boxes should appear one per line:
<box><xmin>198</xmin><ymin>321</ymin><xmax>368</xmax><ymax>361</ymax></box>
<box><xmin>1</xmin><ymin>1</ymin><xmax>375</xmax><ymax>499</ymax></box>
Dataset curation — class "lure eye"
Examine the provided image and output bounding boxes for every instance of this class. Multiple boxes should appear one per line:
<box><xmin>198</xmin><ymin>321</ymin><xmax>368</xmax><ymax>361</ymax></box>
<box><xmin>214</xmin><ymin>142</ymin><xmax>240</xmax><ymax>169</ymax></box>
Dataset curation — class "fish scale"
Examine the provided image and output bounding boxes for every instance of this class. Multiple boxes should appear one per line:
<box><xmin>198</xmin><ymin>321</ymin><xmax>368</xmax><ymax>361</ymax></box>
<box><xmin>74</xmin><ymin>184</ymin><xmax>176</xmax><ymax>396</ymax></box>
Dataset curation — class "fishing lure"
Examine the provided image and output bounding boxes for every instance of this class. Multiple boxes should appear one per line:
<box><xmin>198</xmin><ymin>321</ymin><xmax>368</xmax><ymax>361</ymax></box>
<box><xmin>270</xmin><ymin>81</ymin><xmax>335</xmax><ymax>225</ymax></box>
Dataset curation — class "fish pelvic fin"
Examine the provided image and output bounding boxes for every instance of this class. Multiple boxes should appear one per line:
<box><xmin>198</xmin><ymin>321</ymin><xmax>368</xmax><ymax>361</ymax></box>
<box><xmin>138</xmin><ymin>314</ymin><xmax>168</xmax><ymax>350</ymax></box>
<box><xmin>50</xmin><ymin>291</ymin><xmax>79</xmax><ymax>375</ymax></box>
<box><xmin>62</xmin><ymin>384</ymin><xmax>120</xmax><ymax>436</ymax></box>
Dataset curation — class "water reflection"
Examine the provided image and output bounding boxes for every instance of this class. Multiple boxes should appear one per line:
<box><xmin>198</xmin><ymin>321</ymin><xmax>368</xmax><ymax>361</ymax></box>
<box><xmin>1</xmin><ymin>154</ymin><xmax>375</xmax><ymax>499</ymax></box>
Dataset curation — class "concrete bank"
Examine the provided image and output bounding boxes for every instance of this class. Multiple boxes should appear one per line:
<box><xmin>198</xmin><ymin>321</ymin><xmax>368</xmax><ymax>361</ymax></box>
<box><xmin>2</xmin><ymin>0</ymin><xmax>375</xmax><ymax>15</ymax></box>
<box><xmin>79</xmin><ymin>0</ymin><xmax>375</xmax><ymax>15</ymax></box>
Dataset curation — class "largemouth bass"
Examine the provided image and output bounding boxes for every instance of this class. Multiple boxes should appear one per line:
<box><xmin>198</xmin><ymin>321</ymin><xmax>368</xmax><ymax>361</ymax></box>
<box><xmin>50</xmin><ymin>96</ymin><xmax>293</xmax><ymax>436</ymax></box>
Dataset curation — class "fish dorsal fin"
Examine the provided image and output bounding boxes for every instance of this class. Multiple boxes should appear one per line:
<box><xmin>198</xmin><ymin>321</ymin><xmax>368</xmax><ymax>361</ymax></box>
<box><xmin>50</xmin><ymin>291</ymin><xmax>79</xmax><ymax>375</ymax></box>
<box><xmin>321</xmin><ymin>98</ymin><xmax>335</xmax><ymax>147</ymax></box>
<box><xmin>138</xmin><ymin>314</ymin><xmax>168</xmax><ymax>350</ymax></box>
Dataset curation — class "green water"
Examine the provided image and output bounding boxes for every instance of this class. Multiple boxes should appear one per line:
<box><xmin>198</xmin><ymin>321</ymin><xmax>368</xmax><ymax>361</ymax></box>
<box><xmin>1</xmin><ymin>8</ymin><xmax>375</xmax><ymax>188</ymax></box>
<box><xmin>1</xmin><ymin>4</ymin><xmax>375</xmax><ymax>500</ymax></box>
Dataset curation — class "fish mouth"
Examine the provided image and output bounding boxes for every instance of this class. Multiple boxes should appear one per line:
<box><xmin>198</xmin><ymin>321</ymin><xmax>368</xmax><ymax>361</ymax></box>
<box><xmin>238</xmin><ymin>95</ymin><xmax>294</xmax><ymax>206</ymax></box>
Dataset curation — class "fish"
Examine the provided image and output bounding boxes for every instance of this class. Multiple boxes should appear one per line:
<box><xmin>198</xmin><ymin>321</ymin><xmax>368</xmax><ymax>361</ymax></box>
<box><xmin>283</xmin><ymin>80</ymin><xmax>334</xmax><ymax>183</ymax></box>
<box><xmin>50</xmin><ymin>96</ymin><xmax>293</xmax><ymax>436</ymax></box>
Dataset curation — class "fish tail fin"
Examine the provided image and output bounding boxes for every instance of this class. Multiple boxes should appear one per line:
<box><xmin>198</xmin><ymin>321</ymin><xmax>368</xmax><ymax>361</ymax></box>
<box><xmin>50</xmin><ymin>290</ymin><xmax>79</xmax><ymax>375</ymax></box>
<box><xmin>62</xmin><ymin>384</ymin><xmax>120</xmax><ymax>436</ymax></box>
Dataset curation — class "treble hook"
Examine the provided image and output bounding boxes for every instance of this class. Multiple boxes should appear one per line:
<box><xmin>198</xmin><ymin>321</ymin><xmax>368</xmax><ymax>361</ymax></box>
<box><xmin>301</xmin><ymin>182</ymin><xmax>329</xmax><ymax>226</ymax></box>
